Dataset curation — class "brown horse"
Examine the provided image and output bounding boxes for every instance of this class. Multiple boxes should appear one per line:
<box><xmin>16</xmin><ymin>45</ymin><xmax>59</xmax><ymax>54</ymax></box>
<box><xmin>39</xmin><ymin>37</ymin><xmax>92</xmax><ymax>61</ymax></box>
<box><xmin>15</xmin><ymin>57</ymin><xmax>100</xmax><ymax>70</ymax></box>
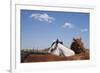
<box><xmin>70</xmin><ymin>37</ymin><xmax>85</xmax><ymax>54</ymax></box>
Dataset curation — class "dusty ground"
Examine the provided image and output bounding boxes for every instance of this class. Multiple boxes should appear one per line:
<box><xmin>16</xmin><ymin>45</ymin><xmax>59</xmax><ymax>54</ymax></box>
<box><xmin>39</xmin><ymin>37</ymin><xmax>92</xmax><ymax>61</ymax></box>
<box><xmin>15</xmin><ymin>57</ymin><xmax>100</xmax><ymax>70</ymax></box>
<box><xmin>21</xmin><ymin>52</ymin><xmax>89</xmax><ymax>63</ymax></box>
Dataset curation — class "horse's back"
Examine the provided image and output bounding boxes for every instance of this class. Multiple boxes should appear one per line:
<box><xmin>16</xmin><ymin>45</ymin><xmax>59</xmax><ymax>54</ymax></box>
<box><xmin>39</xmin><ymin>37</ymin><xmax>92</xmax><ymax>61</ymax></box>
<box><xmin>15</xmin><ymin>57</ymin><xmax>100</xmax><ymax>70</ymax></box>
<box><xmin>58</xmin><ymin>43</ymin><xmax>75</xmax><ymax>56</ymax></box>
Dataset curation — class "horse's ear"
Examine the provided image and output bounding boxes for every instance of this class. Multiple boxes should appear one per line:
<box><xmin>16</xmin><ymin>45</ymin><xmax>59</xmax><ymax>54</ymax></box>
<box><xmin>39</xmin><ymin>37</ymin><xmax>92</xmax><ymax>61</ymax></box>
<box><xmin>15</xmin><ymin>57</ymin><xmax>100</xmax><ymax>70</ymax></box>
<box><xmin>73</xmin><ymin>38</ymin><xmax>76</xmax><ymax>41</ymax></box>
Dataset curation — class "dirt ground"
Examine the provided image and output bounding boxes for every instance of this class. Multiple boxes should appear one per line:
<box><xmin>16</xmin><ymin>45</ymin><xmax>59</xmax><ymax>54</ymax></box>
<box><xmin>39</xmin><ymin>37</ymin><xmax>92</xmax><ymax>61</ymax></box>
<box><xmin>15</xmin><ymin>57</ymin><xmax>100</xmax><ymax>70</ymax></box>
<box><xmin>21</xmin><ymin>52</ymin><xmax>89</xmax><ymax>63</ymax></box>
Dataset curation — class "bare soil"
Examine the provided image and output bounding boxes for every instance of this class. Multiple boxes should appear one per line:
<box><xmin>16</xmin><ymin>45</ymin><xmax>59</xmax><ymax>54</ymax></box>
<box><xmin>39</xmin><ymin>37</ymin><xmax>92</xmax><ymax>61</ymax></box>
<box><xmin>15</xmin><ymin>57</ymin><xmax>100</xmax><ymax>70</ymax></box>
<box><xmin>21</xmin><ymin>52</ymin><xmax>89</xmax><ymax>63</ymax></box>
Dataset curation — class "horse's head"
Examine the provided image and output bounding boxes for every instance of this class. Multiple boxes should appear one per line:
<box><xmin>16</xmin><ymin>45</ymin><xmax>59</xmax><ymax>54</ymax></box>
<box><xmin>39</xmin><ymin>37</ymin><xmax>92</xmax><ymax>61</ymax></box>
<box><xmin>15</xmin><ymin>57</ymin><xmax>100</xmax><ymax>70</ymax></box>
<box><xmin>73</xmin><ymin>37</ymin><xmax>84</xmax><ymax>49</ymax></box>
<box><xmin>70</xmin><ymin>37</ymin><xmax>85</xmax><ymax>54</ymax></box>
<box><xmin>48</xmin><ymin>39</ymin><xmax>63</xmax><ymax>53</ymax></box>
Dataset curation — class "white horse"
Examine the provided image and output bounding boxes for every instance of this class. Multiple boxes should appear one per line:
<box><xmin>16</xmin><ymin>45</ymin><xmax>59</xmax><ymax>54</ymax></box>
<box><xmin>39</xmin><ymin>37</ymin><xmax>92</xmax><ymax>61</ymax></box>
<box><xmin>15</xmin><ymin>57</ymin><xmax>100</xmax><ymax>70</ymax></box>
<box><xmin>48</xmin><ymin>39</ymin><xmax>75</xmax><ymax>56</ymax></box>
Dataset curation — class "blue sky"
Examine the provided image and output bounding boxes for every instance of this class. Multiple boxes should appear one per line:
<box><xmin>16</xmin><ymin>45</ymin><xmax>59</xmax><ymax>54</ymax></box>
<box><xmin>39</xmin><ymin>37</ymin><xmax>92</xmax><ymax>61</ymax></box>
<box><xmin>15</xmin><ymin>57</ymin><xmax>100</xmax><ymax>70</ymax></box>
<box><xmin>21</xmin><ymin>9</ymin><xmax>89</xmax><ymax>49</ymax></box>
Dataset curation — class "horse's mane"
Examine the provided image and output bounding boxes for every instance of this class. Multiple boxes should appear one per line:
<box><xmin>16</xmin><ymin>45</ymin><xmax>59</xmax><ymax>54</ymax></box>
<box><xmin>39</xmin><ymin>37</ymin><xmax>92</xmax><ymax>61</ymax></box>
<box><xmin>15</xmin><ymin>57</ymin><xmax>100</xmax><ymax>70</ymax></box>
<box><xmin>51</xmin><ymin>39</ymin><xmax>63</xmax><ymax>47</ymax></box>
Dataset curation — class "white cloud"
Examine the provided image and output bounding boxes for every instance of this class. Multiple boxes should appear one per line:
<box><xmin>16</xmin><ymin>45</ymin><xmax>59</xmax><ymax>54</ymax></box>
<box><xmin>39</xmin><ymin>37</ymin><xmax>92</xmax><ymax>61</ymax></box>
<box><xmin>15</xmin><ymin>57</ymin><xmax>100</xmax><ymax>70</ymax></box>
<box><xmin>81</xmin><ymin>28</ymin><xmax>88</xmax><ymax>32</ymax></box>
<box><xmin>62</xmin><ymin>22</ymin><xmax>73</xmax><ymax>28</ymax></box>
<box><xmin>30</xmin><ymin>13</ymin><xmax>55</xmax><ymax>23</ymax></box>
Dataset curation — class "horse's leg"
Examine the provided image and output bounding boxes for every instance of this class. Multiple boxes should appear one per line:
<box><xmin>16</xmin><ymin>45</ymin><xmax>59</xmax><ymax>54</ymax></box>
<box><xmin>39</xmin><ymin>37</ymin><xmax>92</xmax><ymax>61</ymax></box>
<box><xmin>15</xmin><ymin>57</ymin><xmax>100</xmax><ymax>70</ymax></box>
<box><xmin>59</xmin><ymin>49</ymin><xmax>65</xmax><ymax>56</ymax></box>
<box><xmin>48</xmin><ymin>48</ymin><xmax>52</xmax><ymax>53</ymax></box>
